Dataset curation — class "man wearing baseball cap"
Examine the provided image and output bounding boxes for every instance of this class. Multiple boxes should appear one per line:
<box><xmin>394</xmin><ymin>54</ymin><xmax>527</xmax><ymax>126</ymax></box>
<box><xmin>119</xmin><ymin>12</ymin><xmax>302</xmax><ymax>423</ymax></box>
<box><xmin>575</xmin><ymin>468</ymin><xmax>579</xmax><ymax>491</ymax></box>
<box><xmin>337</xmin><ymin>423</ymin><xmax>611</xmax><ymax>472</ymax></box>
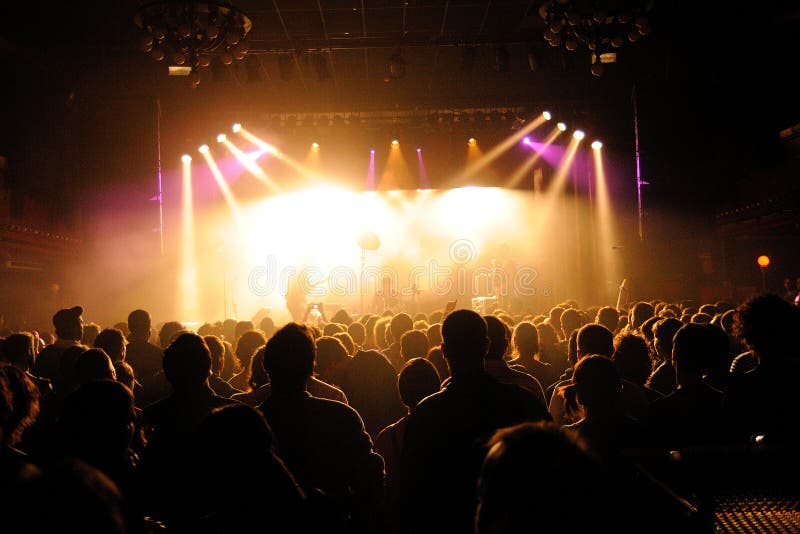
<box><xmin>33</xmin><ymin>306</ymin><xmax>85</xmax><ymax>381</ymax></box>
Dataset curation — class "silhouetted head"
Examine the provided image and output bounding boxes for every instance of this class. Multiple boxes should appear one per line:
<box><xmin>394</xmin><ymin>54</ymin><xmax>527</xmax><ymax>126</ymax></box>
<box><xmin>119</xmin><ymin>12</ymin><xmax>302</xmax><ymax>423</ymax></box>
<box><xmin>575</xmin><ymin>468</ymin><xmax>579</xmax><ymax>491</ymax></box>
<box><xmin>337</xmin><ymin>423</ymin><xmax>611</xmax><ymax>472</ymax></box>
<box><xmin>203</xmin><ymin>335</ymin><xmax>225</xmax><ymax>375</ymax></box>
<box><xmin>535</xmin><ymin>323</ymin><xmax>558</xmax><ymax>349</ymax></box>
<box><xmin>93</xmin><ymin>329</ymin><xmax>126</xmax><ymax>362</ymax></box>
<box><xmin>477</xmin><ymin>422</ymin><xmax>613</xmax><ymax>534</ymax></box>
<box><xmin>653</xmin><ymin>317</ymin><xmax>683</xmax><ymax>360</ymax></box>
<box><xmin>75</xmin><ymin>349</ymin><xmax>116</xmax><ymax>385</ymax></box>
<box><xmin>248</xmin><ymin>347</ymin><xmax>268</xmax><ymax>390</ymax></box>
<box><xmin>484</xmin><ymin>315</ymin><xmax>510</xmax><ymax>361</ymax></box>
<box><xmin>127</xmin><ymin>309</ymin><xmax>151</xmax><ymax>339</ymax></box>
<box><xmin>398</xmin><ymin>358</ymin><xmax>440</xmax><ymax>409</ymax></box>
<box><xmin>560</xmin><ymin>309</ymin><xmax>582</xmax><ymax>340</ymax></box>
<box><xmin>315</xmin><ymin>336</ymin><xmax>349</xmax><ymax>379</ymax></box>
<box><xmin>158</xmin><ymin>321</ymin><xmax>185</xmax><ymax>349</ymax></box>
<box><xmin>1</xmin><ymin>333</ymin><xmax>36</xmax><ymax>370</ymax></box>
<box><xmin>333</xmin><ymin>332</ymin><xmax>355</xmax><ymax>355</ymax></box>
<box><xmin>390</xmin><ymin>313</ymin><xmax>414</xmax><ymax>342</ymax></box>
<box><xmin>613</xmin><ymin>334</ymin><xmax>651</xmax><ymax>387</ymax></box>
<box><xmin>262</xmin><ymin>323</ymin><xmax>315</xmax><ymax>392</ymax></box>
<box><xmin>441</xmin><ymin>309</ymin><xmax>489</xmax><ymax>371</ymax></box>
<box><xmin>576</xmin><ymin>324</ymin><xmax>614</xmax><ymax>358</ymax></box>
<box><xmin>163</xmin><ymin>333</ymin><xmax>212</xmax><ymax>390</ymax></box>
<box><xmin>672</xmin><ymin>323</ymin><xmax>712</xmax><ymax>379</ymax></box>
<box><xmin>330</xmin><ymin>309</ymin><xmax>353</xmax><ymax>326</ymax></box>
<box><xmin>53</xmin><ymin>306</ymin><xmax>84</xmax><ymax>341</ymax></box>
<box><xmin>401</xmin><ymin>330</ymin><xmax>429</xmax><ymax>361</ymax></box>
<box><xmin>572</xmin><ymin>355</ymin><xmax>619</xmax><ymax>414</ymax></box>
<box><xmin>234</xmin><ymin>321</ymin><xmax>255</xmax><ymax>344</ymax></box>
<box><xmin>735</xmin><ymin>294</ymin><xmax>799</xmax><ymax>362</ymax></box>
<box><xmin>426</xmin><ymin>346</ymin><xmax>449</xmax><ymax>383</ymax></box>
<box><xmin>235</xmin><ymin>330</ymin><xmax>267</xmax><ymax>372</ymax></box>
<box><xmin>630</xmin><ymin>302</ymin><xmax>655</xmax><ymax>330</ymax></box>
<box><xmin>426</xmin><ymin>323</ymin><xmax>442</xmax><ymax>348</ymax></box>
<box><xmin>512</xmin><ymin>322</ymin><xmax>539</xmax><ymax>358</ymax></box>
<box><xmin>347</xmin><ymin>322</ymin><xmax>366</xmax><ymax>347</ymax></box>
<box><xmin>595</xmin><ymin>307</ymin><xmax>619</xmax><ymax>334</ymax></box>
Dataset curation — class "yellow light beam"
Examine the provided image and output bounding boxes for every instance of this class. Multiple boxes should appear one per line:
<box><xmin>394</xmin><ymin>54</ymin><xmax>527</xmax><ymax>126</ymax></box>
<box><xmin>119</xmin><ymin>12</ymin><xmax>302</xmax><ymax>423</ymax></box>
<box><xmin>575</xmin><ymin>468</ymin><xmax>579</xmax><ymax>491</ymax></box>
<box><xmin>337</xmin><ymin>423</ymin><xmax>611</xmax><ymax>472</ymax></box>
<box><xmin>532</xmin><ymin>136</ymin><xmax>582</xmax><ymax>242</ymax></box>
<box><xmin>593</xmin><ymin>147</ymin><xmax>618</xmax><ymax>299</ymax></box>
<box><xmin>199</xmin><ymin>149</ymin><xmax>249</xmax><ymax>237</ymax></box>
<box><xmin>222</xmin><ymin>138</ymin><xmax>281</xmax><ymax>192</ymax></box>
<box><xmin>453</xmin><ymin>114</ymin><xmax>548</xmax><ymax>184</ymax></box>
<box><xmin>180</xmin><ymin>157</ymin><xmax>198</xmax><ymax>319</ymax></box>
<box><xmin>505</xmin><ymin>127</ymin><xmax>563</xmax><ymax>188</ymax></box>
<box><xmin>237</xmin><ymin>127</ymin><xmax>323</xmax><ymax>182</ymax></box>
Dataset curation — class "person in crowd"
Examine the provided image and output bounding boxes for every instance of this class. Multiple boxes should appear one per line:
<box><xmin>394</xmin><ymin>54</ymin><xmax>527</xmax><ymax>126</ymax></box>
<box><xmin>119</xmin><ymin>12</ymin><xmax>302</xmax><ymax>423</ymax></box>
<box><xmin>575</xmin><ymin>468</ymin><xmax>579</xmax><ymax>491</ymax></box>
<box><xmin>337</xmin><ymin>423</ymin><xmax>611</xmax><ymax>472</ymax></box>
<box><xmin>185</xmin><ymin>404</ymin><xmax>307</xmax><ymax>531</ymax></box>
<box><xmin>140</xmin><ymin>333</ymin><xmax>237</xmax><ymax>526</ymax></box>
<box><xmin>228</xmin><ymin>329</ymin><xmax>267</xmax><ymax>391</ymax></box>
<box><xmin>595</xmin><ymin>306</ymin><xmax>620</xmax><ymax>334</ymax></box>
<box><xmin>386</xmin><ymin>313</ymin><xmax>414</xmax><ymax>371</ymax></box>
<box><xmin>74</xmin><ymin>348</ymin><xmax>116</xmax><ymax>386</ymax></box>
<box><xmin>93</xmin><ymin>328</ymin><xmax>126</xmax><ymax>363</ymax></box>
<box><xmin>125</xmin><ymin>309</ymin><xmax>168</xmax><ymax>407</ymax></box>
<box><xmin>1</xmin><ymin>333</ymin><xmax>53</xmax><ymax>398</ymax></box>
<box><xmin>259</xmin><ymin>323</ymin><xmax>384</xmax><ymax>533</ymax></box>
<box><xmin>203</xmin><ymin>334</ymin><xmax>242</xmax><ymax>399</ymax></box>
<box><xmin>34</xmin><ymin>306</ymin><xmax>84</xmax><ymax>381</ymax></box>
<box><xmin>157</xmin><ymin>321</ymin><xmax>185</xmax><ymax>350</ymax></box>
<box><xmin>563</xmin><ymin>355</ymin><xmax>648</xmax><ymax>461</ymax></box>
<box><xmin>613</xmin><ymin>334</ymin><xmax>662</xmax><ymax>402</ymax></box>
<box><xmin>426</xmin><ymin>346</ymin><xmax>449</xmax><ymax>383</ymax></box>
<box><xmin>648</xmin><ymin>324</ymin><xmax>726</xmax><ymax>449</ymax></box>
<box><xmin>315</xmin><ymin>336</ymin><xmax>351</xmax><ymax>388</ymax></box>
<box><xmin>724</xmin><ymin>294</ymin><xmax>800</xmax><ymax>444</ymax></box>
<box><xmin>374</xmin><ymin>358</ymin><xmax>440</xmax><ymax>509</ymax></box>
<box><xmin>397</xmin><ymin>310</ymin><xmax>550</xmax><ymax>533</ymax></box>
<box><xmin>259</xmin><ymin>316</ymin><xmax>275</xmax><ymax>339</ymax></box>
<box><xmin>647</xmin><ymin>317</ymin><xmax>683</xmax><ymax>395</ymax></box>
<box><xmin>535</xmin><ymin>322</ymin><xmax>568</xmax><ymax>373</ymax></box>
<box><xmin>400</xmin><ymin>329</ymin><xmax>429</xmax><ymax>361</ymax></box>
<box><xmin>348</xmin><ymin>322</ymin><xmax>366</xmax><ymax>350</ymax></box>
<box><xmin>508</xmin><ymin>321</ymin><xmax>560</xmax><ymax>393</ymax></box>
<box><xmin>334</xmin><ymin>331</ymin><xmax>357</xmax><ymax>356</ymax></box>
<box><xmin>340</xmin><ymin>349</ymin><xmax>405</xmax><ymax>439</ymax></box>
<box><xmin>483</xmin><ymin>315</ymin><xmax>545</xmax><ymax>403</ymax></box>
<box><xmin>81</xmin><ymin>323</ymin><xmax>101</xmax><ymax>347</ymax></box>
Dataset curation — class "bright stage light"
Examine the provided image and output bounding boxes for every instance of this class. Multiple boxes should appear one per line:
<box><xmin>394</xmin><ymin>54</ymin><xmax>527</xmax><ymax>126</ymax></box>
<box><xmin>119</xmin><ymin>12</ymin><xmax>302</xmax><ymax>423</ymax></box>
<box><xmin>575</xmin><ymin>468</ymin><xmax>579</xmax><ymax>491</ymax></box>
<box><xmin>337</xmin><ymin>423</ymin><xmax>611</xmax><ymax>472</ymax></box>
<box><xmin>757</xmin><ymin>255</ymin><xmax>770</xmax><ymax>268</ymax></box>
<box><xmin>543</xmin><ymin>111</ymin><xmax>552</xmax><ymax>121</ymax></box>
<box><xmin>523</xmin><ymin>137</ymin><xmax>532</xmax><ymax>145</ymax></box>
<box><xmin>416</xmin><ymin>147</ymin><xmax>422</xmax><ymax>153</ymax></box>
<box><xmin>557</xmin><ymin>122</ymin><xmax>567</xmax><ymax>132</ymax></box>
<box><xmin>216</xmin><ymin>133</ymin><xmax>227</xmax><ymax>143</ymax></box>
<box><xmin>573</xmin><ymin>130</ymin><xmax>585</xmax><ymax>140</ymax></box>
<box><xmin>312</xmin><ymin>142</ymin><xmax>320</xmax><ymax>149</ymax></box>
<box><xmin>391</xmin><ymin>139</ymin><xmax>399</xmax><ymax>147</ymax></box>
<box><xmin>370</xmin><ymin>148</ymin><xmax>375</xmax><ymax>154</ymax></box>
<box><xmin>232</xmin><ymin>123</ymin><xmax>242</xmax><ymax>133</ymax></box>
<box><xmin>468</xmin><ymin>137</ymin><xmax>477</xmax><ymax>146</ymax></box>
<box><xmin>591</xmin><ymin>140</ymin><xmax>603</xmax><ymax>150</ymax></box>
<box><xmin>198</xmin><ymin>144</ymin><xmax>209</xmax><ymax>154</ymax></box>
<box><xmin>181</xmin><ymin>154</ymin><xmax>192</xmax><ymax>163</ymax></box>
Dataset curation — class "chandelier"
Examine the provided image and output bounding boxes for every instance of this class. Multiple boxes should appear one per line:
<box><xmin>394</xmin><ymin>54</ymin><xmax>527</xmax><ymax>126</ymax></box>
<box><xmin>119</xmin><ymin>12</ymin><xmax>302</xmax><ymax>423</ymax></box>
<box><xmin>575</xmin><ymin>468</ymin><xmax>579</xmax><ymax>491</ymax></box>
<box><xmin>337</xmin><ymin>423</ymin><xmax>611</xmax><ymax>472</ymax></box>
<box><xmin>539</xmin><ymin>0</ymin><xmax>653</xmax><ymax>76</ymax></box>
<box><xmin>134</xmin><ymin>0</ymin><xmax>253</xmax><ymax>87</ymax></box>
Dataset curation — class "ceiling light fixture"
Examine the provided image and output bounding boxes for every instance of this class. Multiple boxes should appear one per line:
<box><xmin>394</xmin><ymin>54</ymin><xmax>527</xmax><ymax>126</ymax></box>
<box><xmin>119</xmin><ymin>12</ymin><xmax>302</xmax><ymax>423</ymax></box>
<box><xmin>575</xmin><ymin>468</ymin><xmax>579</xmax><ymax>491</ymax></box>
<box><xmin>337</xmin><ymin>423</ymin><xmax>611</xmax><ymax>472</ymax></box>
<box><xmin>134</xmin><ymin>0</ymin><xmax>253</xmax><ymax>88</ymax></box>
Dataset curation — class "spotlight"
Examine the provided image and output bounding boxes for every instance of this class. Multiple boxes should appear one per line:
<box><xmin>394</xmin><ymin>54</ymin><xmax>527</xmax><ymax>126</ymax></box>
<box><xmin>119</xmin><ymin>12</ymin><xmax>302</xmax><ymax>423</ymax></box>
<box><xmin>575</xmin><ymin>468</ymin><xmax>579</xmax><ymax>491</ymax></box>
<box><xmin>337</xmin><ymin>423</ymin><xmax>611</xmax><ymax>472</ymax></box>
<box><xmin>181</xmin><ymin>154</ymin><xmax>192</xmax><ymax>163</ymax></box>
<box><xmin>232</xmin><ymin>123</ymin><xmax>242</xmax><ymax>133</ymax></box>
<box><xmin>468</xmin><ymin>137</ymin><xmax>477</xmax><ymax>146</ymax></box>
<box><xmin>391</xmin><ymin>139</ymin><xmax>399</xmax><ymax>147</ymax></box>
<box><xmin>216</xmin><ymin>133</ymin><xmax>227</xmax><ymax>143</ymax></box>
<box><xmin>416</xmin><ymin>188</ymin><xmax>422</xmax><ymax>192</ymax></box>
<box><xmin>557</xmin><ymin>122</ymin><xmax>567</xmax><ymax>131</ymax></box>
<box><xmin>591</xmin><ymin>140</ymin><xmax>603</xmax><ymax>150</ymax></box>
<box><xmin>416</xmin><ymin>147</ymin><xmax>422</xmax><ymax>153</ymax></box>
<box><xmin>198</xmin><ymin>144</ymin><xmax>209</xmax><ymax>154</ymax></box>
<box><xmin>573</xmin><ymin>130</ymin><xmax>585</xmax><ymax>140</ymax></box>
<box><xmin>370</xmin><ymin>148</ymin><xmax>375</xmax><ymax>154</ymax></box>
<box><xmin>312</xmin><ymin>142</ymin><xmax>319</xmax><ymax>149</ymax></box>
<box><xmin>523</xmin><ymin>136</ymin><xmax>532</xmax><ymax>145</ymax></box>
<box><xmin>543</xmin><ymin>111</ymin><xmax>552</xmax><ymax>121</ymax></box>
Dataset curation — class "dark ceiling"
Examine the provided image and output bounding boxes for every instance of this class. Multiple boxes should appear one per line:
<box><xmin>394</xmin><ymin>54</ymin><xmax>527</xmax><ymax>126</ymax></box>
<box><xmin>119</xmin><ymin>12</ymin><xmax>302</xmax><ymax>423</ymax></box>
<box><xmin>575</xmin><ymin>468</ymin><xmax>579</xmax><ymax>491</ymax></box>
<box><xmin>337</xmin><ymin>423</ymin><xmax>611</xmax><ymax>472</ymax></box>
<box><xmin>2</xmin><ymin>1</ymin><xmax>800</xmax><ymax>213</ymax></box>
